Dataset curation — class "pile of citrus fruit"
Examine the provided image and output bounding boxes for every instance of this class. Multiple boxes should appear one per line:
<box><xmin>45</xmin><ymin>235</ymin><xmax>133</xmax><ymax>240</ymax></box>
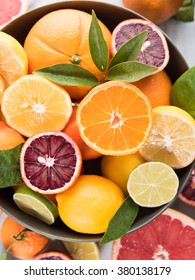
<box><xmin>0</xmin><ymin>8</ymin><xmax>194</xmax><ymax>239</ymax></box>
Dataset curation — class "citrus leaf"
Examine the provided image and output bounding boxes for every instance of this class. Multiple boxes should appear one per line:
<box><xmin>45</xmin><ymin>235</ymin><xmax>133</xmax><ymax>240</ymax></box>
<box><xmin>107</xmin><ymin>61</ymin><xmax>158</xmax><ymax>82</ymax></box>
<box><xmin>174</xmin><ymin>0</ymin><xmax>194</xmax><ymax>21</ymax></box>
<box><xmin>89</xmin><ymin>10</ymin><xmax>109</xmax><ymax>72</ymax></box>
<box><xmin>109</xmin><ymin>30</ymin><xmax>148</xmax><ymax>69</ymax></box>
<box><xmin>0</xmin><ymin>252</ymin><xmax>7</xmax><ymax>260</ymax></box>
<box><xmin>34</xmin><ymin>64</ymin><xmax>100</xmax><ymax>86</ymax></box>
<box><xmin>170</xmin><ymin>66</ymin><xmax>195</xmax><ymax>118</ymax></box>
<box><xmin>0</xmin><ymin>144</ymin><xmax>23</xmax><ymax>188</ymax></box>
<box><xmin>100</xmin><ymin>196</ymin><xmax>139</xmax><ymax>245</ymax></box>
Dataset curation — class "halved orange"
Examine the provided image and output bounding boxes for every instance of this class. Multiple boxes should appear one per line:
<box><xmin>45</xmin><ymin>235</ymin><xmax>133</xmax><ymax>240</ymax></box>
<box><xmin>76</xmin><ymin>81</ymin><xmax>152</xmax><ymax>155</ymax></box>
<box><xmin>1</xmin><ymin>74</ymin><xmax>73</xmax><ymax>137</ymax></box>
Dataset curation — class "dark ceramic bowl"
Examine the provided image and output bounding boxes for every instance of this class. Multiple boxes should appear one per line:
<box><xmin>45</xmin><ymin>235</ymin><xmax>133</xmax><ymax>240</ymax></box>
<box><xmin>0</xmin><ymin>1</ymin><xmax>194</xmax><ymax>242</ymax></box>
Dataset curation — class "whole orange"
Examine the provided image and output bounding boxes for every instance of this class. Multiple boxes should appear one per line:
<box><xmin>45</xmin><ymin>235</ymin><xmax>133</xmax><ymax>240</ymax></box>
<box><xmin>122</xmin><ymin>0</ymin><xmax>184</xmax><ymax>24</ymax></box>
<box><xmin>24</xmin><ymin>9</ymin><xmax>112</xmax><ymax>99</ymax></box>
<box><xmin>0</xmin><ymin>120</ymin><xmax>24</xmax><ymax>150</ymax></box>
<box><xmin>132</xmin><ymin>70</ymin><xmax>172</xmax><ymax>108</ymax></box>
<box><xmin>1</xmin><ymin>216</ymin><xmax>48</xmax><ymax>259</ymax></box>
<box><xmin>62</xmin><ymin>106</ymin><xmax>102</xmax><ymax>160</ymax></box>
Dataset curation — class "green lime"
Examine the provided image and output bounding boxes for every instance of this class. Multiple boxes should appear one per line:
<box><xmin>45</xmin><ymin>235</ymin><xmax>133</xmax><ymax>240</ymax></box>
<box><xmin>13</xmin><ymin>185</ymin><xmax>58</xmax><ymax>225</ymax></box>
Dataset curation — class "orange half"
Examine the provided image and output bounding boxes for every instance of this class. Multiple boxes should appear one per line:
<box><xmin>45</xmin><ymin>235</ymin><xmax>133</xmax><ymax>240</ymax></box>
<box><xmin>76</xmin><ymin>81</ymin><xmax>152</xmax><ymax>155</ymax></box>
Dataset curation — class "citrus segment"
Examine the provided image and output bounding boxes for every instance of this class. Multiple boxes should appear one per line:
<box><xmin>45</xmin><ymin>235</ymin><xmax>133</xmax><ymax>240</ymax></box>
<box><xmin>13</xmin><ymin>185</ymin><xmax>59</xmax><ymax>225</ymax></box>
<box><xmin>76</xmin><ymin>81</ymin><xmax>152</xmax><ymax>156</ymax></box>
<box><xmin>111</xmin><ymin>19</ymin><xmax>169</xmax><ymax>73</ymax></box>
<box><xmin>139</xmin><ymin>105</ymin><xmax>195</xmax><ymax>169</ymax></box>
<box><xmin>0</xmin><ymin>0</ymin><xmax>29</xmax><ymax>29</ymax></box>
<box><xmin>56</xmin><ymin>175</ymin><xmax>125</xmax><ymax>234</ymax></box>
<box><xmin>24</xmin><ymin>9</ymin><xmax>111</xmax><ymax>99</ymax></box>
<box><xmin>63</xmin><ymin>241</ymin><xmax>100</xmax><ymax>260</ymax></box>
<box><xmin>20</xmin><ymin>131</ymin><xmax>82</xmax><ymax>194</ymax></box>
<box><xmin>127</xmin><ymin>162</ymin><xmax>179</xmax><ymax>207</ymax></box>
<box><xmin>0</xmin><ymin>31</ymin><xmax>28</xmax><ymax>88</ymax></box>
<box><xmin>112</xmin><ymin>208</ymin><xmax>195</xmax><ymax>260</ymax></box>
<box><xmin>1</xmin><ymin>74</ymin><xmax>73</xmax><ymax>137</ymax></box>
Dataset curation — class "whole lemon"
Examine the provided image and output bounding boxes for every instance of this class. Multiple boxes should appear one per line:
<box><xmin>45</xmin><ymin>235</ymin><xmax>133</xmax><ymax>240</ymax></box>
<box><xmin>56</xmin><ymin>175</ymin><xmax>125</xmax><ymax>234</ymax></box>
<box><xmin>101</xmin><ymin>152</ymin><xmax>145</xmax><ymax>195</ymax></box>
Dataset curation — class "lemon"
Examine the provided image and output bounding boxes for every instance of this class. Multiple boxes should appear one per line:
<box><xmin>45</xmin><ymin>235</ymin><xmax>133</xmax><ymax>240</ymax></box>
<box><xmin>63</xmin><ymin>242</ymin><xmax>100</xmax><ymax>260</ymax></box>
<box><xmin>101</xmin><ymin>152</ymin><xmax>145</xmax><ymax>195</ymax></box>
<box><xmin>127</xmin><ymin>162</ymin><xmax>179</xmax><ymax>207</ymax></box>
<box><xmin>139</xmin><ymin>105</ymin><xmax>195</xmax><ymax>169</ymax></box>
<box><xmin>56</xmin><ymin>175</ymin><xmax>125</xmax><ymax>234</ymax></box>
<box><xmin>13</xmin><ymin>185</ymin><xmax>58</xmax><ymax>225</ymax></box>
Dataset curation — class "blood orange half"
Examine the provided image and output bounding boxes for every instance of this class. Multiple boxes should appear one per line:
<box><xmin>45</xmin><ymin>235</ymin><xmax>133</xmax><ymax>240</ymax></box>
<box><xmin>0</xmin><ymin>0</ymin><xmax>29</xmax><ymax>29</ymax></box>
<box><xmin>179</xmin><ymin>168</ymin><xmax>195</xmax><ymax>206</ymax></box>
<box><xmin>33</xmin><ymin>251</ymin><xmax>71</xmax><ymax>260</ymax></box>
<box><xmin>20</xmin><ymin>131</ymin><xmax>82</xmax><ymax>194</ymax></box>
<box><xmin>112</xmin><ymin>208</ymin><xmax>195</xmax><ymax>260</ymax></box>
<box><xmin>111</xmin><ymin>18</ymin><xmax>169</xmax><ymax>73</ymax></box>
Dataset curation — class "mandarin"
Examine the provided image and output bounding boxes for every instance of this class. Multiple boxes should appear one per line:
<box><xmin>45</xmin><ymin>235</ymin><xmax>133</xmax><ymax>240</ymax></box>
<box><xmin>1</xmin><ymin>216</ymin><xmax>48</xmax><ymax>259</ymax></box>
<box><xmin>132</xmin><ymin>70</ymin><xmax>172</xmax><ymax>108</ymax></box>
<box><xmin>24</xmin><ymin>9</ymin><xmax>112</xmax><ymax>99</ymax></box>
<box><xmin>122</xmin><ymin>0</ymin><xmax>184</xmax><ymax>24</ymax></box>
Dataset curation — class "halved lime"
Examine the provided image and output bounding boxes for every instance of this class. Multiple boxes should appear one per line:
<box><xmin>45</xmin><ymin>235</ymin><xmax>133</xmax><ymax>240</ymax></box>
<box><xmin>13</xmin><ymin>185</ymin><xmax>58</xmax><ymax>225</ymax></box>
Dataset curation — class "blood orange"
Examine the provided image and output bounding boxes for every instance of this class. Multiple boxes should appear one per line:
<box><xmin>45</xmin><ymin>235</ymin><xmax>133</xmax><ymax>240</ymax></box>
<box><xmin>20</xmin><ymin>131</ymin><xmax>82</xmax><ymax>194</ymax></box>
<box><xmin>179</xmin><ymin>168</ymin><xmax>195</xmax><ymax>207</ymax></box>
<box><xmin>0</xmin><ymin>0</ymin><xmax>29</xmax><ymax>29</ymax></box>
<box><xmin>112</xmin><ymin>208</ymin><xmax>195</xmax><ymax>260</ymax></box>
<box><xmin>111</xmin><ymin>19</ymin><xmax>169</xmax><ymax>73</ymax></box>
<box><xmin>33</xmin><ymin>251</ymin><xmax>71</xmax><ymax>260</ymax></box>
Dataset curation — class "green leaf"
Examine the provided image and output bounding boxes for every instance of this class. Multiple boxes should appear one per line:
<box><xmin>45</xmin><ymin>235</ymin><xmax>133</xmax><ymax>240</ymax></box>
<box><xmin>0</xmin><ymin>144</ymin><xmax>23</xmax><ymax>188</ymax></box>
<box><xmin>174</xmin><ymin>0</ymin><xmax>194</xmax><ymax>21</ymax></box>
<box><xmin>0</xmin><ymin>252</ymin><xmax>7</xmax><ymax>260</ymax></box>
<box><xmin>34</xmin><ymin>63</ymin><xmax>100</xmax><ymax>86</ymax></box>
<box><xmin>109</xmin><ymin>31</ymin><xmax>148</xmax><ymax>69</ymax></box>
<box><xmin>107</xmin><ymin>61</ymin><xmax>158</xmax><ymax>82</ymax></box>
<box><xmin>170</xmin><ymin>66</ymin><xmax>195</xmax><ymax>118</ymax></box>
<box><xmin>100</xmin><ymin>196</ymin><xmax>139</xmax><ymax>245</ymax></box>
<box><xmin>89</xmin><ymin>10</ymin><xmax>109</xmax><ymax>72</ymax></box>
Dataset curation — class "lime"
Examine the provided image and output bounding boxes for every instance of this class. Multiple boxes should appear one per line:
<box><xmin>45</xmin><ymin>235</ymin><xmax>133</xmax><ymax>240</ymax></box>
<box><xmin>13</xmin><ymin>185</ymin><xmax>58</xmax><ymax>225</ymax></box>
<box><xmin>63</xmin><ymin>241</ymin><xmax>100</xmax><ymax>260</ymax></box>
<box><xmin>127</xmin><ymin>162</ymin><xmax>179</xmax><ymax>207</ymax></box>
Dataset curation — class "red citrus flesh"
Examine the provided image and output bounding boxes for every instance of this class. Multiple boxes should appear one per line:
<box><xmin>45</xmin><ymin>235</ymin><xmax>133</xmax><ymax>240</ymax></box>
<box><xmin>112</xmin><ymin>208</ymin><xmax>195</xmax><ymax>260</ymax></box>
<box><xmin>111</xmin><ymin>19</ymin><xmax>169</xmax><ymax>72</ymax></box>
<box><xmin>0</xmin><ymin>0</ymin><xmax>29</xmax><ymax>29</ymax></box>
<box><xmin>33</xmin><ymin>251</ymin><xmax>71</xmax><ymax>260</ymax></box>
<box><xmin>20</xmin><ymin>132</ymin><xmax>82</xmax><ymax>194</ymax></box>
<box><xmin>179</xmin><ymin>168</ymin><xmax>195</xmax><ymax>206</ymax></box>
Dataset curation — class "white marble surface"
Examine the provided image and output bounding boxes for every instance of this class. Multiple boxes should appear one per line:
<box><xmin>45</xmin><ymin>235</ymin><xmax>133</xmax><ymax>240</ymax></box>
<box><xmin>0</xmin><ymin>0</ymin><xmax>194</xmax><ymax>259</ymax></box>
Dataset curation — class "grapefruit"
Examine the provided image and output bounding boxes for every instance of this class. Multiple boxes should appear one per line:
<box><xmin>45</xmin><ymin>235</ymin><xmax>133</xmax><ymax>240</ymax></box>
<box><xmin>112</xmin><ymin>208</ymin><xmax>195</xmax><ymax>260</ymax></box>
<box><xmin>0</xmin><ymin>0</ymin><xmax>29</xmax><ymax>29</ymax></box>
<box><xmin>20</xmin><ymin>131</ymin><xmax>82</xmax><ymax>194</ymax></box>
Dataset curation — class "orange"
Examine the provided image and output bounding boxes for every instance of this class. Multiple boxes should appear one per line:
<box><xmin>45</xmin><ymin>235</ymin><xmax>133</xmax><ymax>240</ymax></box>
<box><xmin>76</xmin><ymin>80</ymin><xmax>152</xmax><ymax>156</ymax></box>
<box><xmin>0</xmin><ymin>31</ymin><xmax>28</xmax><ymax>88</ymax></box>
<box><xmin>0</xmin><ymin>75</ymin><xmax>5</xmax><ymax>103</ymax></box>
<box><xmin>0</xmin><ymin>209</ymin><xmax>2</xmax><ymax>216</ymax></box>
<box><xmin>132</xmin><ymin>70</ymin><xmax>172</xmax><ymax>108</ymax></box>
<box><xmin>1</xmin><ymin>216</ymin><xmax>48</xmax><ymax>259</ymax></box>
<box><xmin>62</xmin><ymin>106</ymin><xmax>102</xmax><ymax>160</ymax></box>
<box><xmin>1</xmin><ymin>74</ymin><xmax>73</xmax><ymax>137</ymax></box>
<box><xmin>24</xmin><ymin>9</ymin><xmax>112</xmax><ymax>100</ymax></box>
<box><xmin>33</xmin><ymin>251</ymin><xmax>72</xmax><ymax>260</ymax></box>
<box><xmin>0</xmin><ymin>120</ymin><xmax>24</xmax><ymax>150</ymax></box>
<box><xmin>56</xmin><ymin>175</ymin><xmax>125</xmax><ymax>234</ymax></box>
<box><xmin>122</xmin><ymin>0</ymin><xmax>184</xmax><ymax>24</ymax></box>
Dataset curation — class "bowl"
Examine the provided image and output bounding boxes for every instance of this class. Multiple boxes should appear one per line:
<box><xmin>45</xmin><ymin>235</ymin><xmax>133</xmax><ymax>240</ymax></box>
<box><xmin>0</xmin><ymin>1</ymin><xmax>194</xmax><ymax>242</ymax></box>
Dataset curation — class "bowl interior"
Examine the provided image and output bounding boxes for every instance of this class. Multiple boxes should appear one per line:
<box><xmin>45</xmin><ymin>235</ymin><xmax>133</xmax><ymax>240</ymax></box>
<box><xmin>0</xmin><ymin>1</ymin><xmax>193</xmax><ymax>242</ymax></box>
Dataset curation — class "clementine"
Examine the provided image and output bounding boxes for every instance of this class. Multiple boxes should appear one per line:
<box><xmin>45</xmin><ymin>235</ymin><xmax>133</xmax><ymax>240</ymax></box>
<box><xmin>0</xmin><ymin>120</ymin><xmax>24</xmax><ymax>150</ymax></box>
<box><xmin>24</xmin><ymin>9</ymin><xmax>112</xmax><ymax>99</ymax></box>
<box><xmin>1</xmin><ymin>216</ymin><xmax>48</xmax><ymax>259</ymax></box>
